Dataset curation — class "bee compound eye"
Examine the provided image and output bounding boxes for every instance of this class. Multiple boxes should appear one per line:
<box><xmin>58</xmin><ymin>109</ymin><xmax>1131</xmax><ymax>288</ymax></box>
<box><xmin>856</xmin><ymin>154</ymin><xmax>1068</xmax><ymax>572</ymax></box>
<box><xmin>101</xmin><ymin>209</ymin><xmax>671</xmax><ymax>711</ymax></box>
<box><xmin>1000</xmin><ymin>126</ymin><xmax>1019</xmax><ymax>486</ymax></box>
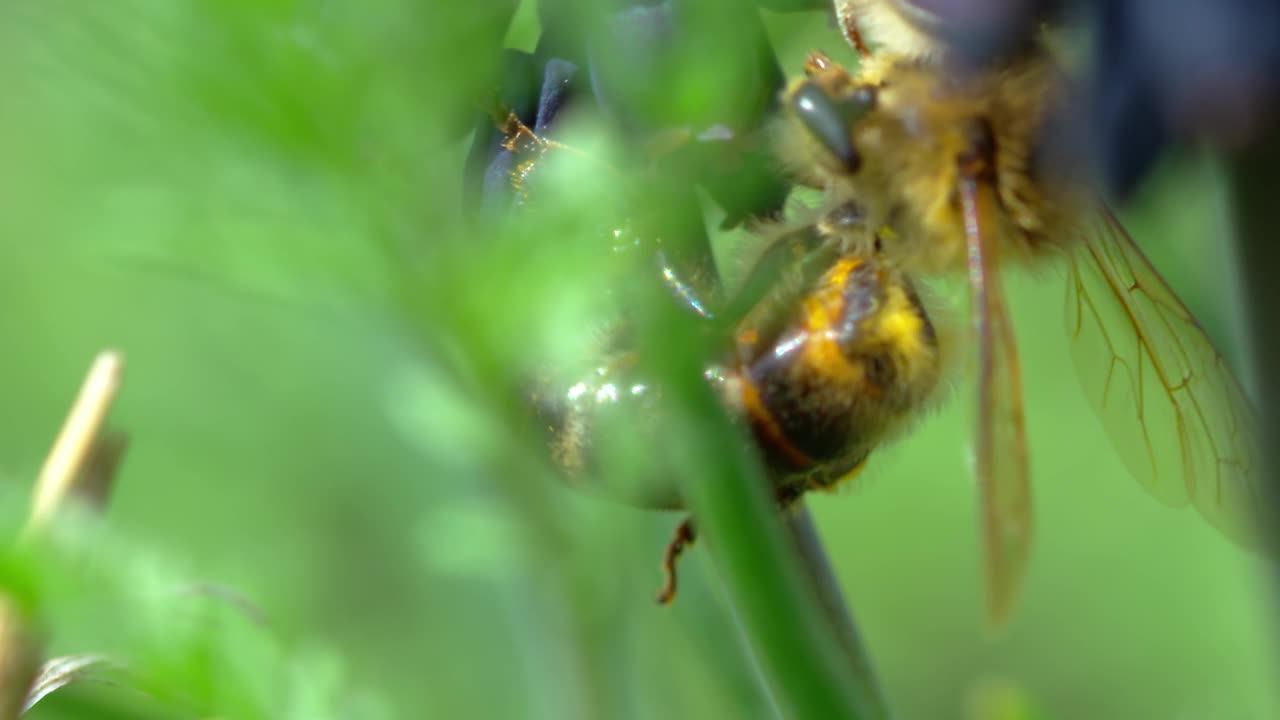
<box><xmin>790</xmin><ymin>82</ymin><xmax>861</xmax><ymax>173</ymax></box>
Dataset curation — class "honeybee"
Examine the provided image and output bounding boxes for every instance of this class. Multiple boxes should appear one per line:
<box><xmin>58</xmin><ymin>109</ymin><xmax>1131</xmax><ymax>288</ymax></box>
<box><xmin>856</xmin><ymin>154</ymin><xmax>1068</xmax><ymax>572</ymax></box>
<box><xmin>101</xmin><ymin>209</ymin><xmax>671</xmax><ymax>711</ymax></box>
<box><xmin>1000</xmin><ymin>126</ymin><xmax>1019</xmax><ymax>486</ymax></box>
<box><xmin>499</xmin><ymin>0</ymin><xmax>1261</xmax><ymax>620</ymax></box>
<box><xmin>770</xmin><ymin>0</ymin><xmax>1263</xmax><ymax>622</ymax></box>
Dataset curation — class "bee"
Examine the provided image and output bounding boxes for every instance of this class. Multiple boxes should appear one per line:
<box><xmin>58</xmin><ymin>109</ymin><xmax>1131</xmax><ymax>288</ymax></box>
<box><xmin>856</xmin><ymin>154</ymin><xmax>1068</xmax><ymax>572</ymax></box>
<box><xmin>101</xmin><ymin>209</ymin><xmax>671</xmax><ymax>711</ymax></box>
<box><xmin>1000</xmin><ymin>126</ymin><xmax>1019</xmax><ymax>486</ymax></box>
<box><xmin>769</xmin><ymin>0</ymin><xmax>1263</xmax><ymax>622</ymax></box>
<box><xmin>498</xmin><ymin>0</ymin><xmax>1261</xmax><ymax>621</ymax></box>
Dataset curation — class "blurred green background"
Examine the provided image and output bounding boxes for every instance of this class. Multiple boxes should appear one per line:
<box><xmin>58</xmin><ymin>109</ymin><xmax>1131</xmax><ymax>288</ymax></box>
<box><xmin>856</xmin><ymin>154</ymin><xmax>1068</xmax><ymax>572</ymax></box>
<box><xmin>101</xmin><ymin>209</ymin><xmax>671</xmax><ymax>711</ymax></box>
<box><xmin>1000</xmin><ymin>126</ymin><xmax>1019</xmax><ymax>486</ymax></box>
<box><xmin>0</xmin><ymin>2</ymin><xmax>1275</xmax><ymax>718</ymax></box>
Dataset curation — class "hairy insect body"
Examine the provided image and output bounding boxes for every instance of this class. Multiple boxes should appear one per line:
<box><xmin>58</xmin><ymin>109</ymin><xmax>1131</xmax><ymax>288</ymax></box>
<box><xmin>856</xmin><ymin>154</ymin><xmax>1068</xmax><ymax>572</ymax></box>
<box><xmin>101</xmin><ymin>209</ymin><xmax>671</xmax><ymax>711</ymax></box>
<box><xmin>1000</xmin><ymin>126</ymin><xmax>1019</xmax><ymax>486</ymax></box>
<box><xmin>532</xmin><ymin>236</ymin><xmax>944</xmax><ymax>507</ymax></box>
<box><xmin>771</xmin><ymin>0</ymin><xmax>1262</xmax><ymax>621</ymax></box>
<box><xmin>787</xmin><ymin>58</ymin><xmax>1083</xmax><ymax>276</ymax></box>
<box><xmin>512</xmin><ymin>0</ymin><xmax>1260</xmax><ymax>616</ymax></box>
<box><xmin>720</xmin><ymin>254</ymin><xmax>941</xmax><ymax>495</ymax></box>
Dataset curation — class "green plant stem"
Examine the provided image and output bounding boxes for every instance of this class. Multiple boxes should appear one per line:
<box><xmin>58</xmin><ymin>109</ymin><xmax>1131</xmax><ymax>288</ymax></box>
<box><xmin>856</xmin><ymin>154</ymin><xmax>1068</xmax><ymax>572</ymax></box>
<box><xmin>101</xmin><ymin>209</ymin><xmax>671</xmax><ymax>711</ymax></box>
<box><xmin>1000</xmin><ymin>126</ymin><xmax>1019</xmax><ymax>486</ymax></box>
<box><xmin>784</xmin><ymin>506</ymin><xmax>883</xmax><ymax>692</ymax></box>
<box><xmin>636</xmin><ymin>288</ymin><xmax>889</xmax><ymax>720</ymax></box>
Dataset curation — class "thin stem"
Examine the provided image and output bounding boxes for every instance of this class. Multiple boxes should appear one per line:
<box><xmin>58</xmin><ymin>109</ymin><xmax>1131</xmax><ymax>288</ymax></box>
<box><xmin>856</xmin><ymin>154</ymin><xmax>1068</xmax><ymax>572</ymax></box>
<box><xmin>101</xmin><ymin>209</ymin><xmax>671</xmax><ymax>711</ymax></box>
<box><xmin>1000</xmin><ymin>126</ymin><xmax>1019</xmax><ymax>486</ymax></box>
<box><xmin>784</xmin><ymin>505</ymin><xmax>884</xmax><ymax>704</ymax></box>
<box><xmin>635</xmin><ymin>283</ymin><xmax>888</xmax><ymax>720</ymax></box>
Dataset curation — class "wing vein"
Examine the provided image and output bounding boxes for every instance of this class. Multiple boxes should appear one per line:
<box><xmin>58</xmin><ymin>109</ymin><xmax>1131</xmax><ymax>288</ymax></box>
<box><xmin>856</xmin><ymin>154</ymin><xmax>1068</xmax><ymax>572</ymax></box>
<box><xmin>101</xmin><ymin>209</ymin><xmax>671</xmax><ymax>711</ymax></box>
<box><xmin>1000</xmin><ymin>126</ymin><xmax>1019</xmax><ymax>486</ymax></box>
<box><xmin>1064</xmin><ymin>203</ymin><xmax>1261</xmax><ymax>547</ymax></box>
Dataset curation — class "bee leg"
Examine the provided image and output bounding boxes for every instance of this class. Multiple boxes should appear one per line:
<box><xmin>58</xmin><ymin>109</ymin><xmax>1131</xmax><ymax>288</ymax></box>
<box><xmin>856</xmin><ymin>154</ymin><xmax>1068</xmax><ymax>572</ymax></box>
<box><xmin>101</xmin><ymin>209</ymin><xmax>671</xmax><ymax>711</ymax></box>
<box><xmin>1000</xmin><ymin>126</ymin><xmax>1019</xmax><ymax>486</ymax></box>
<box><xmin>498</xmin><ymin>111</ymin><xmax>542</xmax><ymax>153</ymax></box>
<box><xmin>499</xmin><ymin>111</ymin><xmax>612</xmax><ymax>172</ymax></box>
<box><xmin>497</xmin><ymin>112</ymin><xmax>563</xmax><ymax>154</ymax></box>
<box><xmin>656</xmin><ymin>517</ymin><xmax>697</xmax><ymax>605</ymax></box>
<box><xmin>652</xmin><ymin>462</ymin><xmax>868</xmax><ymax>603</ymax></box>
<box><xmin>654</xmin><ymin>458</ymin><xmax>867</xmax><ymax>605</ymax></box>
<box><xmin>774</xmin><ymin>481</ymin><xmax>809</xmax><ymax>510</ymax></box>
<box><xmin>809</xmin><ymin>455</ymin><xmax>870</xmax><ymax>495</ymax></box>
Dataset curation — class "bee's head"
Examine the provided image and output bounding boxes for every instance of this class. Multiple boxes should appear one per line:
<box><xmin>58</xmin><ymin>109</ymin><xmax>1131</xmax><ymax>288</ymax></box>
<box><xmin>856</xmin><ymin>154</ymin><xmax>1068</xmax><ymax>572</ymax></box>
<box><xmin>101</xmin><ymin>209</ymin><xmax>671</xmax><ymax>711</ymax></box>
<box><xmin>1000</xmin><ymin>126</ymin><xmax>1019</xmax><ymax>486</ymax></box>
<box><xmin>783</xmin><ymin>55</ymin><xmax>878</xmax><ymax>176</ymax></box>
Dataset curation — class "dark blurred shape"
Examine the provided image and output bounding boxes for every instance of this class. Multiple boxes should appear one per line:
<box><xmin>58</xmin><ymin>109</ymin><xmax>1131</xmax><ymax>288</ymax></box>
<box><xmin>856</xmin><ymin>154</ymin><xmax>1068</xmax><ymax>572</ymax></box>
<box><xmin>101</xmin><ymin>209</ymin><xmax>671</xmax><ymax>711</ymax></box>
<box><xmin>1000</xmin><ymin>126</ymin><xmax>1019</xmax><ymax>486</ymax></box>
<box><xmin>467</xmin><ymin>0</ymin><xmax>792</xmax><ymax>230</ymax></box>
<box><xmin>1087</xmin><ymin>0</ymin><xmax>1169</xmax><ymax>200</ymax></box>
<box><xmin>893</xmin><ymin>0</ymin><xmax>1059</xmax><ymax>62</ymax></box>
<box><xmin>890</xmin><ymin>0</ymin><xmax>1280</xmax><ymax>200</ymax></box>
<box><xmin>79</xmin><ymin>430</ymin><xmax>128</xmax><ymax>512</ymax></box>
<box><xmin>1228</xmin><ymin>132</ymin><xmax>1280</xmax><ymax>558</ymax></box>
<box><xmin>1088</xmin><ymin>0</ymin><xmax>1280</xmax><ymax>199</ymax></box>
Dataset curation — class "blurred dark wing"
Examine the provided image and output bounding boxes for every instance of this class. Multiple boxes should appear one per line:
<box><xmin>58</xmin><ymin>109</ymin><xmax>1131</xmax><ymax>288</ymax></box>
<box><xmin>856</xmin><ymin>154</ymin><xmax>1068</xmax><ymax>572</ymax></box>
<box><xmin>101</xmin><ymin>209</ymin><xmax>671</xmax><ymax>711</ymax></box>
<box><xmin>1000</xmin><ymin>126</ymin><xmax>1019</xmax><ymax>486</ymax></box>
<box><xmin>960</xmin><ymin>177</ymin><xmax>1033</xmax><ymax>627</ymax></box>
<box><xmin>1065</xmin><ymin>205</ymin><xmax>1263</xmax><ymax>548</ymax></box>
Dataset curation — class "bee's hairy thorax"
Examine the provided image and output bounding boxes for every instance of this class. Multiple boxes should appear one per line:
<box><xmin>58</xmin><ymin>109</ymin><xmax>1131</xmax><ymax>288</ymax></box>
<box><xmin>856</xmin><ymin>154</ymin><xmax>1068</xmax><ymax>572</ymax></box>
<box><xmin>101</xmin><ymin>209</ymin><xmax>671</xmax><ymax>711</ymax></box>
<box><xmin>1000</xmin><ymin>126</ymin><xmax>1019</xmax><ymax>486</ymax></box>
<box><xmin>820</xmin><ymin>53</ymin><xmax>1087</xmax><ymax>275</ymax></box>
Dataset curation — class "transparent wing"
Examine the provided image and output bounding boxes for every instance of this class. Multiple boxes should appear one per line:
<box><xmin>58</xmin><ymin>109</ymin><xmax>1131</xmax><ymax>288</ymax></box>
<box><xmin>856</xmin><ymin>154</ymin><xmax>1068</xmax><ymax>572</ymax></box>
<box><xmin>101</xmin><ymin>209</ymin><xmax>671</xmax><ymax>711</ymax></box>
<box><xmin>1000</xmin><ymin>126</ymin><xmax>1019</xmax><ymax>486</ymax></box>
<box><xmin>1064</xmin><ymin>205</ymin><xmax>1263</xmax><ymax>548</ymax></box>
<box><xmin>960</xmin><ymin>177</ymin><xmax>1034</xmax><ymax>627</ymax></box>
